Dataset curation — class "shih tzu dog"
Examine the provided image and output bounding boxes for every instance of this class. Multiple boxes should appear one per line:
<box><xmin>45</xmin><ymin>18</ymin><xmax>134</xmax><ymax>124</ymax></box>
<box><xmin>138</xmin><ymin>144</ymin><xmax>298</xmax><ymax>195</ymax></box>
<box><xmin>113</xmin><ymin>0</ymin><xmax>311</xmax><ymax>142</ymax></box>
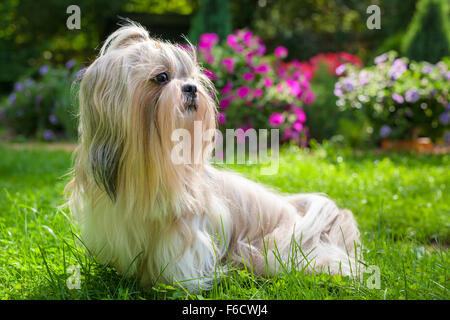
<box><xmin>67</xmin><ymin>22</ymin><xmax>362</xmax><ymax>291</ymax></box>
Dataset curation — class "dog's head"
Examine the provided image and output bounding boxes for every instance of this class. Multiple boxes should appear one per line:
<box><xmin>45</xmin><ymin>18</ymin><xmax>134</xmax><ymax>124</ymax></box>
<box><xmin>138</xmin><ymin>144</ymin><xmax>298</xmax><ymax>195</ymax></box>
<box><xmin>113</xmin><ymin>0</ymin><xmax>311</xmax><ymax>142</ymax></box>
<box><xmin>77</xmin><ymin>22</ymin><xmax>216</xmax><ymax>201</ymax></box>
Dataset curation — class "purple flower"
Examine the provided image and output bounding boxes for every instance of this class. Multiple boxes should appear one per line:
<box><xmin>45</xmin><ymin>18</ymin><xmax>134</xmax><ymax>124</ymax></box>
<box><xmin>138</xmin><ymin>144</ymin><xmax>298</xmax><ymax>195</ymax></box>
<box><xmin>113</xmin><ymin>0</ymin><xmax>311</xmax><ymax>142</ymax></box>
<box><xmin>199</xmin><ymin>33</ymin><xmax>219</xmax><ymax>51</ymax></box>
<box><xmin>217</xmin><ymin>112</ymin><xmax>226</xmax><ymax>125</ymax></box>
<box><xmin>446</xmin><ymin>103</ymin><xmax>450</xmax><ymax>111</ymax></box>
<box><xmin>439</xmin><ymin>112</ymin><xmax>450</xmax><ymax>125</ymax></box>
<box><xmin>335</xmin><ymin>64</ymin><xmax>346</xmax><ymax>76</ymax></box>
<box><xmin>43</xmin><ymin>129</ymin><xmax>55</xmax><ymax>141</ymax></box>
<box><xmin>221</xmin><ymin>82</ymin><xmax>233</xmax><ymax>95</ymax></box>
<box><xmin>24</xmin><ymin>78</ymin><xmax>34</xmax><ymax>87</ymax></box>
<box><xmin>422</xmin><ymin>65</ymin><xmax>432</xmax><ymax>74</ymax></box>
<box><xmin>392</xmin><ymin>93</ymin><xmax>404</xmax><ymax>104</ymax></box>
<box><xmin>49</xmin><ymin>114</ymin><xmax>58</xmax><ymax>124</ymax></box>
<box><xmin>274</xmin><ymin>46</ymin><xmax>288</xmax><ymax>59</ymax></box>
<box><xmin>8</xmin><ymin>93</ymin><xmax>16</xmax><ymax>104</ymax></box>
<box><xmin>380</xmin><ymin>125</ymin><xmax>392</xmax><ymax>138</ymax></box>
<box><xmin>65</xmin><ymin>59</ymin><xmax>76</xmax><ymax>69</ymax></box>
<box><xmin>14</xmin><ymin>82</ymin><xmax>24</xmax><ymax>91</ymax></box>
<box><xmin>221</xmin><ymin>58</ymin><xmax>235</xmax><ymax>73</ymax></box>
<box><xmin>334</xmin><ymin>83</ymin><xmax>344</xmax><ymax>97</ymax></box>
<box><xmin>75</xmin><ymin>67</ymin><xmax>87</xmax><ymax>80</ymax></box>
<box><xmin>445</xmin><ymin>71</ymin><xmax>450</xmax><ymax>81</ymax></box>
<box><xmin>237</xmin><ymin>86</ymin><xmax>251</xmax><ymax>99</ymax></box>
<box><xmin>388</xmin><ymin>59</ymin><xmax>407</xmax><ymax>80</ymax></box>
<box><xmin>444</xmin><ymin>132</ymin><xmax>450</xmax><ymax>144</ymax></box>
<box><xmin>374</xmin><ymin>53</ymin><xmax>388</xmax><ymax>65</ymax></box>
<box><xmin>269</xmin><ymin>113</ymin><xmax>284</xmax><ymax>126</ymax></box>
<box><xmin>39</xmin><ymin>65</ymin><xmax>49</xmax><ymax>75</ymax></box>
<box><xmin>405</xmin><ymin>89</ymin><xmax>420</xmax><ymax>103</ymax></box>
<box><xmin>242</xmin><ymin>72</ymin><xmax>255</xmax><ymax>82</ymax></box>
<box><xmin>35</xmin><ymin>95</ymin><xmax>43</xmax><ymax>104</ymax></box>
<box><xmin>343</xmin><ymin>79</ymin><xmax>354</xmax><ymax>91</ymax></box>
<box><xmin>359</xmin><ymin>70</ymin><xmax>372</xmax><ymax>86</ymax></box>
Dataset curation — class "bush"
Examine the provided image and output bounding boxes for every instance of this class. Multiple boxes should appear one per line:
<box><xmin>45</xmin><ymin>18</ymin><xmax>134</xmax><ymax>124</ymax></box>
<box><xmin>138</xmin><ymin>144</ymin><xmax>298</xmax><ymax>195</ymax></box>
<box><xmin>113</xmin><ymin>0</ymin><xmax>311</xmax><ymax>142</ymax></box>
<box><xmin>335</xmin><ymin>51</ymin><xmax>450</xmax><ymax>142</ymax></box>
<box><xmin>197</xmin><ymin>30</ymin><xmax>314</xmax><ymax>145</ymax></box>
<box><xmin>402</xmin><ymin>0</ymin><xmax>450</xmax><ymax>63</ymax></box>
<box><xmin>303</xmin><ymin>52</ymin><xmax>362</xmax><ymax>142</ymax></box>
<box><xmin>0</xmin><ymin>61</ymin><xmax>81</xmax><ymax>141</ymax></box>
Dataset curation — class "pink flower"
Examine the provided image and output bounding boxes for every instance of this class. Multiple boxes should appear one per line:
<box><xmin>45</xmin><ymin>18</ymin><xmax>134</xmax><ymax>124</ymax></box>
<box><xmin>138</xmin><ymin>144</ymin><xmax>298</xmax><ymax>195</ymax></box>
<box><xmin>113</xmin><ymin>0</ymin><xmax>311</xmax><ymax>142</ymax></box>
<box><xmin>293</xmin><ymin>121</ymin><xmax>303</xmax><ymax>132</ymax></box>
<box><xmin>199</xmin><ymin>33</ymin><xmax>219</xmax><ymax>51</ymax></box>
<box><xmin>246</xmin><ymin>52</ymin><xmax>254</xmax><ymax>65</ymax></box>
<box><xmin>221</xmin><ymin>82</ymin><xmax>233</xmax><ymax>95</ymax></box>
<box><xmin>276</xmin><ymin>83</ymin><xmax>283</xmax><ymax>93</ymax></box>
<box><xmin>204</xmin><ymin>69</ymin><xmax>217</xmax><ymax>80</ymax></box>
<box><xmin>269</xmin><ymin>113</ymin><xmax>284</xmax><ymax>127</ymax></box>
<box><xmin>293</xmin><ymin>106</ymin><xmax>306</xmax><ymax>122</ymax></box>
<box><xmin>274</xmin><ymin>46</ymin><xmax>288</xmax><ymax>58</ymax></box>
<box><xmin>302</xmin><ymin>90</ymin><xmax>315</xmax><ymax>105</ymax></box>
<box><xmin>253</xmin><ymin>88</ymin><xmax>263</xmax><ymax>98</ymax></box>
<box><xmin>255</xmin><ymin>44</ymin><xmax>266</xmax><ymax>56</ymax></box>
<box><xmin>285</xmin><ymin>78</ymin><xmax>301</xmax><ymax>96</ymax></box>
<box><xmin>237</xmin><ymin>86</ymin><xmax>251</xmax><ymax>98</ymax></box>
<box><xmin>221</xmin><ymin>57</ymin><xmax>235</xmax><ymax>73</ymax></box>
<box><xmin>226</xmin><ymin>34</ymin><xmax>238</xmax><ymax>48</ymax></box>
<box><xmin>254</xmin><ymin>64</ymin><xmax>269</xmax><ymax>74</ymax></box>
<box><xmin>219</xmin><ymin>94</ymin><xmax>234</xmax><ymax>110</ymax></box>
<box><xmin>217</xmin><ymin>112</ymin><xmax>226</xmax><ymax>125</ymax></box>
<box><xmin>263</xmin><ymin>77</ymin><xmax>273</xmax><ymax>88</ymax></box>
<box><xmin>242</xmin><ymin>72</ymin><xmax>255</xmax><ymax>82</ymax></box>
<box><xmin>242</xmin><ymin>30</ymin><xmax>254</xmax><ymax>46</ymax></box>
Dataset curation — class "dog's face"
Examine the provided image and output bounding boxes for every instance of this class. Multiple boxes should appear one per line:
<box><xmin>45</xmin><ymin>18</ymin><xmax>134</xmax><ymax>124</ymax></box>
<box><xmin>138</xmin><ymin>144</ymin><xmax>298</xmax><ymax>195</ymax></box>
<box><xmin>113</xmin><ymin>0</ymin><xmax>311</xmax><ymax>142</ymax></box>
<box><xmin>77</xmin><ymin>24</ymin><xmax>217</xmax><ymax>201</ymax></box>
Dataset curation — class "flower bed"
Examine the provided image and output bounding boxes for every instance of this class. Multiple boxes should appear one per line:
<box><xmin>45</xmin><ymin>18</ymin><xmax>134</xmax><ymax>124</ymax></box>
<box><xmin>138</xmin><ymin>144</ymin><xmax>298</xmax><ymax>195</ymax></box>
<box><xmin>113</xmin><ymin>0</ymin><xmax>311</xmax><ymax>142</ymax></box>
<box><xmin>197</xmin><ymin>30</ymin><xmax>314</xmax><ymax>145</ymax></box>
<box><xmin>335</xmin><ymin>51</ymin><xmax>450</xmax><ymax>143</ymax></box>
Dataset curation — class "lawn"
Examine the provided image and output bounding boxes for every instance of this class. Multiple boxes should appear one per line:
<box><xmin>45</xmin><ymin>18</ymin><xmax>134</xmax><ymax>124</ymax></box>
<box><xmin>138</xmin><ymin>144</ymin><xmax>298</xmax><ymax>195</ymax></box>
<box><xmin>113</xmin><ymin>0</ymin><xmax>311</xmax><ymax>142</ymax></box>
<box><xmin>0</xmin><ymin>143</ymin><xmax>448</xmax><ymax>300</ymax></box>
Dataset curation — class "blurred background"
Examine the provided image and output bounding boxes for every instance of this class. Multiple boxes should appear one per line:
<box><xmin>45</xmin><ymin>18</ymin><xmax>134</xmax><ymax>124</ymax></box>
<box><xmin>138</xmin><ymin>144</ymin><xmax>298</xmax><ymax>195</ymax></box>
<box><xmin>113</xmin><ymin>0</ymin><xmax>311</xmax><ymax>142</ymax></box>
<box><xmin>0</xmin><ymin>0</ymin><xmax>449</xmax><ymax>150</ymax></box>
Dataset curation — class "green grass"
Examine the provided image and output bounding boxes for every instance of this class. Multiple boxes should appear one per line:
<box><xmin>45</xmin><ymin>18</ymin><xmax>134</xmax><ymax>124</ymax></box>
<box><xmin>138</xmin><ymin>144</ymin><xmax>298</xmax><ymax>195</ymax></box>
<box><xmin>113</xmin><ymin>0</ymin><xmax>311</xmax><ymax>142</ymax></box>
<box><xmin>0</xmin><ymin>143</ymin><xmax>448</xmax><ymax>300</ymax></box>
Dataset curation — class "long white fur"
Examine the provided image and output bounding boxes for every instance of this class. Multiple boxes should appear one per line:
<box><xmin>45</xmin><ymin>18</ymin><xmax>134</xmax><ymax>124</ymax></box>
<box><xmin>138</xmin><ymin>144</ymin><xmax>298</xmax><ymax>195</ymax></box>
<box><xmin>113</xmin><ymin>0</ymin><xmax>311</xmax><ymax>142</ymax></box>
<box><xmin>66</xmin><ymin>22</ymin><xmax>363</xmax><ymax>292</ymax></box>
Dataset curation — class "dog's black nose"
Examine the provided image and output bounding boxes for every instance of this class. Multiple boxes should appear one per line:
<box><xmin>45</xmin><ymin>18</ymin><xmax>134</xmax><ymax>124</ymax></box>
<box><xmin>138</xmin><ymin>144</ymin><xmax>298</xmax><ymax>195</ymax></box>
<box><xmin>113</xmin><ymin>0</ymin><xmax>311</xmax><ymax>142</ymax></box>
<box><xmin>182</xmin><ymin>84</ymin><xmax>197</xmax><ymax>95</ymax></box>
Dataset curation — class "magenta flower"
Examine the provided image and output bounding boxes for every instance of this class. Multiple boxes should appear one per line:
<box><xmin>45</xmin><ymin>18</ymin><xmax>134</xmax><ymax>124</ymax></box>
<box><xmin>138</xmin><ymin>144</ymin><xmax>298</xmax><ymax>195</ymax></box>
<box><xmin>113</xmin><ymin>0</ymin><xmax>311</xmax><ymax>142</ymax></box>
<box><xmin>221</xmin><ymin>82</ymin><xmax>233</xmax><ymax>95</ymax></box>
<box><xmin>255</xmin><ymin>44</ymin><xmax>266</xmax><ymax>56</ymax></box>
<box><xmin>263</xmin><ymin>77</ymin><xmax>273</xmax><ymax>88</ymax></box>
<box><xmin>242</xmin><ymin>72</ymin><xmax>255</xmax><ymax>82</ymax></box>
<box><xmin>269</xmin><ymin>113</ymin><xmax>284</xmax><ymax>127</ymax></box>
<box><xmin>217</xmin><ymin>112</ymin><xmax>226</xmax><ymax>125</ymax></box>
<box><xmin>253</xmin><ymin>88</ymin><xmax>263</xmax><ymax>99</ymax></box>
<box><xmin>242</xmin><ymin>30</ymin><xmax>254</xmax><ymax>47</ymax></box>
<box><xmin>274</xmin><ymin>46</ymin><xmax>288</xmax><ymax>58</ymax></box>
<box><xmin>219</xmin><ymin>95</ymin><xmax>235</xmax><ymax>110</ymax></box>
<box><xmin>226</xmin><ymin>34</ymin><xmax>238</xmax><ymax>48</ymax></box>
<box><xmin>199</xmin><ymin>33</ymin><xmax>219</xmax><ymax>51</ymax></box>
<box><xmin>237</xmin><ymin>86</ymin><xmax>251</xmax><ymax>99</ymax></box>
<box><xmin>293</xmin><ymin>121</ymin><xmax>303</xmax><ymax>132</ymax></box>
<box><xmin>302</xmin><ymin>90</ymin><xmax>315</xmax><ymax>105</ymax></box>
<box><xmin>204</xmin><ymin>69</ymin><xmax>217</xmax><ymax>80</ymax></box>
<box><xmin>221</xmin><ymin>57</ymin><xmax>235</xmax><ymax>73</ymax></box>
<box><xmin>293</xmin><ymin>107</ymin><xmax>306</xmax><ymax>122</ymax></box>
<box><xmin>254</xmin><ymin>64</ymin><xmax>269</xmax><ymax>74</ymax></box>
<box><xmin>285</xmin><ymin>78</ymin><xmax>301</xmax><ymax>96</ymax></box>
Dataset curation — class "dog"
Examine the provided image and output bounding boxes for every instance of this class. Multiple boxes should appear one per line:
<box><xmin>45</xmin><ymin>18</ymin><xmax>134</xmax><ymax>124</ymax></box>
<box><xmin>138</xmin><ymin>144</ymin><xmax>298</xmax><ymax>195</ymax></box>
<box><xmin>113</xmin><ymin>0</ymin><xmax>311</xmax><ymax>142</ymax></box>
<box><xmin>66</xmin><ymin>22</ymin><xmax>362</xmax><ymax>292</ymax></box>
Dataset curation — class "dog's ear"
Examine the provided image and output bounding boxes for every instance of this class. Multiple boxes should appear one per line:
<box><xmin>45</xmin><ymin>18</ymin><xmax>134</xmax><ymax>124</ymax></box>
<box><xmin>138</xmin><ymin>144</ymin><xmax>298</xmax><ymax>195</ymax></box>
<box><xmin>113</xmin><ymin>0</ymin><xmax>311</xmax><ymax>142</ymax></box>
<box><xmin>89</xmin><ymin>139</ymin><xmax>122</xmax><ymax>201</ymax></box>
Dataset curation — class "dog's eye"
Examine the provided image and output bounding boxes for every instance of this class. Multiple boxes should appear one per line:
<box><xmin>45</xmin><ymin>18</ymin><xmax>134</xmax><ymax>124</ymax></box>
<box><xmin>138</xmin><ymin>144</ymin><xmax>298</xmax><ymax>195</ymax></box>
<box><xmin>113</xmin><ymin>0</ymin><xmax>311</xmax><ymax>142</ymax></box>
<box><xmin>154</xmin><ymin>72</ymin><xmax>169</xmax><ymax>85</ymax></box>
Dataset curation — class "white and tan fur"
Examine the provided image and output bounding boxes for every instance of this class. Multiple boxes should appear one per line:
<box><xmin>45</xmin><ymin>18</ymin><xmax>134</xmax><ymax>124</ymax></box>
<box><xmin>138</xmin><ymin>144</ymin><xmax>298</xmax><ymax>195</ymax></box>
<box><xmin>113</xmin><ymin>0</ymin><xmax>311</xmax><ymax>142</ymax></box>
<box><xmin>66</xmin><ymin>22</ymin><xmax>362</xmax><ymax>292</ymax></box>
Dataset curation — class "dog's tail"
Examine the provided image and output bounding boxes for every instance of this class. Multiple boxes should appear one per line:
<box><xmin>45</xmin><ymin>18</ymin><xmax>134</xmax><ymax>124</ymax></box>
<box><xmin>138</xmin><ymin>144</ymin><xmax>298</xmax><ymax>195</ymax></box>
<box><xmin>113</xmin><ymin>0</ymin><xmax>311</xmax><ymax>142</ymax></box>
<box><xmin>288</xmin><ymin>194</ymin><xmax>364</xmax><ymax>278</ymax></box>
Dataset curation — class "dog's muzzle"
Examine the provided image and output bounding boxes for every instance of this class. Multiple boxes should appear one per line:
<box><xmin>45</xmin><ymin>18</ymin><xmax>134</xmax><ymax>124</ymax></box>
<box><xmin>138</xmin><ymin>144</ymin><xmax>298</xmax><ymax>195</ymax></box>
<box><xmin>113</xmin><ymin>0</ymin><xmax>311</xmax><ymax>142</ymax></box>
<box><xmin>182</xmin><ymin>84</ymin><xmax>198</xmax><ymax>111</ymax></box>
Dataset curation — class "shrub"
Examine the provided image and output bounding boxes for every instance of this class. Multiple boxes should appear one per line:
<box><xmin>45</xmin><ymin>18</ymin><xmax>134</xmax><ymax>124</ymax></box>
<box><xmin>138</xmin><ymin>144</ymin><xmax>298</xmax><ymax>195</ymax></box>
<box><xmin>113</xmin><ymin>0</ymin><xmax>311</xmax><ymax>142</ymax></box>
<box><xmin>0</xmin><ymin>61</ymin><xmax>81</xmax><ymax>141</ymax></box>
<box><xmin>303</xmin><ymin>53</ymin><xmax>362</xmax><ymax>142</ymax></box>
<box><xmin>402</xmin><ymin>0</ymin><xmax>450</xmax><ymax>63</ymax></box>
<box><xmin>197</xmin><ymin>30</ymin><xmax>314</xmax><ymax>145</ymax></box>
<box><xmin>335</xmin><ymin>51</ymin><xmax>450</xmax><ymax>142</ymax></box>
